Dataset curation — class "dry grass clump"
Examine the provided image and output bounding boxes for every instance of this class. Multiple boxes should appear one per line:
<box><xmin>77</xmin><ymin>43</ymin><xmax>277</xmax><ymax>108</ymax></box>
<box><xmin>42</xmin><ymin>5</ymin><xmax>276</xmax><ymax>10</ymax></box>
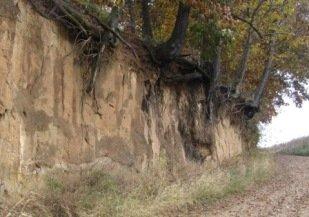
<box><xmin>2</xmin><ymin>150</ymin><xmax>274</xmax><ymax>217</ymax></box>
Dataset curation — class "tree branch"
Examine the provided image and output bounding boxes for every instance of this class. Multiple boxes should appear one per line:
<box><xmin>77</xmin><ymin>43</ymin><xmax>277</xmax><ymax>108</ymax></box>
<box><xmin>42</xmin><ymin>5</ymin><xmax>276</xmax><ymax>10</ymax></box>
<box><xmin>232</xmin><ymin>13</ymin><xmax>263</xmax><ymax>38</ymax></box>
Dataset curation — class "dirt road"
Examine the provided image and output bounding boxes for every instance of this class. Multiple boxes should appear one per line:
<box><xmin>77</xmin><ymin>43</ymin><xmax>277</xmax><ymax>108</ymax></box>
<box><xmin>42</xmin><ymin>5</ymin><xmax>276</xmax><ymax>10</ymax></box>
<box><xmin>203</xmin><ymin>154</ymin><xmax>309</xmax><ymax>217</ymax></box>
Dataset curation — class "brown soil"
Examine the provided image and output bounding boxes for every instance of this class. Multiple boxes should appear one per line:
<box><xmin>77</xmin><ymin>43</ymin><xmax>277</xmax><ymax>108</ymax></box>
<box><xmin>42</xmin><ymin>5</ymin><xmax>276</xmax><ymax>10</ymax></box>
<box><xmin>201</xmin><ymin>154</ymin><xmax>309</xmax><ymax>217</ymax></box>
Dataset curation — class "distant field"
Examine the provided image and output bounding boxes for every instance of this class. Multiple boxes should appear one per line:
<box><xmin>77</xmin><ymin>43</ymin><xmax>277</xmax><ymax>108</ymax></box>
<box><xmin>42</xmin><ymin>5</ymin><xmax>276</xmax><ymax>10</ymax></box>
<box><xmin>270</xmin><ymin>136</ymin><xmax>309</xmax><ymax>156</ymax></box>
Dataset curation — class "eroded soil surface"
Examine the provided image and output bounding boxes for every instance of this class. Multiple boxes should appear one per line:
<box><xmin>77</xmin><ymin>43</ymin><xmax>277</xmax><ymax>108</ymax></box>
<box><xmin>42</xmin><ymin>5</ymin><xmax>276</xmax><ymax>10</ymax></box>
<box><xmin>203</xmin><ymin>154</ymin><xmax>309</xmax><ymax>217</ymax></box>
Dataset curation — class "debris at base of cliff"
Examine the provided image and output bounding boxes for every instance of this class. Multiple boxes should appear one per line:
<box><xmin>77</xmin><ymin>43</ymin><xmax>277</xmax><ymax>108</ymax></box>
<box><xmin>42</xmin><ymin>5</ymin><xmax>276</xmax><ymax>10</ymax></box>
<box><xmin>1</xmin><ymin>150</ymin><xmax>274</xmax><ymax>217</ymax></box>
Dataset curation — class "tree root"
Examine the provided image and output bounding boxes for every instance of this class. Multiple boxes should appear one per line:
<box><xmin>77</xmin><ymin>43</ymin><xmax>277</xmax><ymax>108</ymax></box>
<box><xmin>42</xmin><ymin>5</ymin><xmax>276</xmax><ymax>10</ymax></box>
<box><xmin>163</xmin><ymin>72</ymin><xmax>203</xmax><ymax>83</ymax></box>
<box><xmin>174</xmin><ymin>57</ymin><xmax>210</xmax><ymax>80</ymax></box>
<box><xmin>86</xmin><ymin>44</ymin><xmax>106</xmax><ymax>94</ymax></box>
<box><xmin>29</xmin><ymin>0</ymin><xmax>137</xmax><ymax>93</ymax></box>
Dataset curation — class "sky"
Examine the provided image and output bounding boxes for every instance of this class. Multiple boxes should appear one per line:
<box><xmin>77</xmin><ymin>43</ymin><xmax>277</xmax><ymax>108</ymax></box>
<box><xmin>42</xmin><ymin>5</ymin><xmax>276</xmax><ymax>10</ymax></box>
<box><xmin>258</xmin><ymin>98</ymin><xmax>309</xmax><ymax>148</ymax></box>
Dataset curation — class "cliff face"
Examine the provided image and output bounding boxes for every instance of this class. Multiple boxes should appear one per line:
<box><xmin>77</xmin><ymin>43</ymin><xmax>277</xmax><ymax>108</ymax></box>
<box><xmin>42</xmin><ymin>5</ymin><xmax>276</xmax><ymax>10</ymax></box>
<box><xmin>0</xmin><ymin>0</ymin><xmax>243</xmax><ymax>192</ymax></box>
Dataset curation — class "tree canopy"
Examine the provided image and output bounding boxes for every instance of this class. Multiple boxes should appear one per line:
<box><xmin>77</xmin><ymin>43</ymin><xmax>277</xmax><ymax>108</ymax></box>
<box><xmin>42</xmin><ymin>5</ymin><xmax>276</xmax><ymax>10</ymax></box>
<box><xmin>31</xmin><ymin>0</ymin><xmax>309</xmax><ymax>123</ymax></box>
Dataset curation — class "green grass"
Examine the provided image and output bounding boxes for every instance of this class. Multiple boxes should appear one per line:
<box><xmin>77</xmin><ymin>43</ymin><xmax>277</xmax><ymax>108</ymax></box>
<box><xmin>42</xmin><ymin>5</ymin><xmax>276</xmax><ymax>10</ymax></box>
<box><xmin>272</xmin><ymin>136</ymin><xmax>309</xmax><ymax>157</ymax></box>
<box><xmin>46</xmin><ymin>177</ymin><xmax>65</xmax><ymax>193</ymax></box>
<box><xmin>281</xmin><ymin>143</ymin><xmax>309</xmax><ymax>156</ymax></box>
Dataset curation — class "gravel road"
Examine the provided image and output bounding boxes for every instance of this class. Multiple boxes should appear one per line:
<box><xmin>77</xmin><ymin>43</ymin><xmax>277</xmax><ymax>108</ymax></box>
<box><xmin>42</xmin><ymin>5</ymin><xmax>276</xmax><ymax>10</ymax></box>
<box><xmin>204</xmin><ymin>155</ymin><xmax>309</xmax><ymax>217</ymax></box>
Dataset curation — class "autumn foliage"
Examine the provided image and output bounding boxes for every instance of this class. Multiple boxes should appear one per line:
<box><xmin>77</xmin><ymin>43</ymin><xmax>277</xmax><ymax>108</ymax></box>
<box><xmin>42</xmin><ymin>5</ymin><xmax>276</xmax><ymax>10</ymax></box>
<box><xmin>32</xmin><ymin>0</ymin><xmax>309</xmax><ymax>123</ymax></box>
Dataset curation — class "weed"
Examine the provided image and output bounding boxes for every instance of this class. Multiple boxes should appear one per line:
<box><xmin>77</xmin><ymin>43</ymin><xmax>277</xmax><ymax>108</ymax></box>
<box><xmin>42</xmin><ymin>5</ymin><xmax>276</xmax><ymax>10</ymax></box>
<box><xmin>3</xmin><ymin>150</ymin><xmax>274</xmax><ymax>217</ymax></box>
<box><xmin>46</xmin><ymin>177</ymin><xmax>65</xmax><ymax>193</ymax></box>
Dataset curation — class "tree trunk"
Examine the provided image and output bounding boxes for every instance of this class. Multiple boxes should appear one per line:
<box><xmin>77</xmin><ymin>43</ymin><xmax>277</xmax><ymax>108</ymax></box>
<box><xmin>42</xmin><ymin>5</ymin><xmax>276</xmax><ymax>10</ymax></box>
<box><xmin>207</xmin><ymin>39</ymin><xmax>222</xmax><ymax>98</ymax></box>
<box><xmin>126</xmin><ymin>0</ymin><xmax>136</xmax><ymax>33</ymax></box>
<box><xmin>207</xmin><ymin>39</ymin><xmax>222</xmax><ymax>122</ymax></box>
<box><xmin>141</xmin><ymin>0</ymin><xmax>153</xmax><ymax>41</ymax></box>
<box><xmin>233</xmin><ymin>28</ymin><xmax>253</xmax><ymax>94</ymax></box>
<box><xmin>252</xmin><ymin>36</ymin><xmax>275</xmax><ymax>107</ymax></box>
<box><xmin>212</xmin><ymin>39</ymin><xmax>222</xmax><ymax>88</ymax></box>
<box><xmin>232</xmin><ymin>0</ymin><xmax>266</xmax><ymax>95</ymax></box>
<box><xmin>155</xmin><ymin>2</ymin><xmax>191</xmax><ymax>63</ymax></box>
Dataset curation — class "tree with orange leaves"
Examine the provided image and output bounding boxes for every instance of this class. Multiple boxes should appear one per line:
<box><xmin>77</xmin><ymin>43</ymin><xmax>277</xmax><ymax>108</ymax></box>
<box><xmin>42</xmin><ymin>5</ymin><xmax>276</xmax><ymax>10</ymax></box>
<box><xmin>30</xmin><ymin>0</ymin><xmax>309</xmax><ymax>124</ymax></box>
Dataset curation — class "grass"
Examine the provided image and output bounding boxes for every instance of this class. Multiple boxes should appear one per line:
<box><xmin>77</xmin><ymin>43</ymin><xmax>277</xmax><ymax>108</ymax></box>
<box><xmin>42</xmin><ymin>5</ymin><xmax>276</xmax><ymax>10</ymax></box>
<box><xmin>3</xmin><ymin>150</ymin><xmax>274</xmax><ymax>217</ymax></box>
<box><xmin>272</xmin><ymin>136</ymin><xmax>309</xmax><ymax>156</ymax></box>
<box><xmin>281</xmin><ymin>143</ymin><xmax>309</xmax><ymax>156</ymax></box>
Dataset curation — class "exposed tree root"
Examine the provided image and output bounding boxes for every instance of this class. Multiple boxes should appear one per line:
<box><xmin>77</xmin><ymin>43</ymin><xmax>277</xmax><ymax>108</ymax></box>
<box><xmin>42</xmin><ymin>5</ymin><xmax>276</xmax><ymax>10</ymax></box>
<box><xmin>163</xmin><ymin>72</ymin><xmax>203</xmax><ymax>83</ymax></box>
<box><xmin>29</xmin><ymin>0</ymin><xmax>257</xmax><ymax>121</ymax></box>
<box><xmin>29</xmin><ymin>0</ymin><xmax>136</xmax><ymax>94</ymax></box>
<box><xmin>86</xmin><ymin>44</ymin><xmax>106</xmax><ymax>94</ymax></box>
